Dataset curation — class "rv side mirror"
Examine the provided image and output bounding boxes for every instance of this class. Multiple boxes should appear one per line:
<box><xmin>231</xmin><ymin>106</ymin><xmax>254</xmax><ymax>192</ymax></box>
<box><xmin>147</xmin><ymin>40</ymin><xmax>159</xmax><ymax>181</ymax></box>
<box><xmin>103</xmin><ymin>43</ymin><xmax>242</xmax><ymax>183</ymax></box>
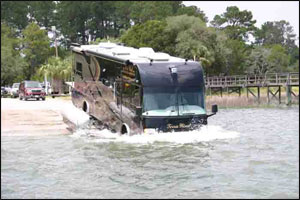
<box><xmin>212</xmin><ymin>104</ymin><xmax>218</xmax><ymax>113</ymax></box>
<box><xmin>136</xmin><ymin>106</ymin><xmax>142</xmax><ymax>116</ymax></box>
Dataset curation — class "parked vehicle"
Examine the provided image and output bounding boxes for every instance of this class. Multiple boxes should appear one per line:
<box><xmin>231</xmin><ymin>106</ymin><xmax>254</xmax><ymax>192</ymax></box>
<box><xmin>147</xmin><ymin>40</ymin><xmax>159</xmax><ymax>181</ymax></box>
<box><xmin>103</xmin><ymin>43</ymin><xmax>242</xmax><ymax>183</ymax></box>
<box><xmin>40</xmin><ymin>82</ymin><xmax>51</xmax><ymax>95</ymax></box>
<box><xmin>1</xmin><ymin>86</ymin><xmax>11</xmax><ymax>97</ymax></box>
<box><xmin>70</xmin><ymin>42</ymin><xmax>218</xmax><ymax>135</ymax></box>
<box><xmin>19</xmin><ymin>81</ymin><xmax>46</xmax><ymax>101</ymax></box>
<box><xmin>1</xmin><ymin>86</ymin><xmax>7</xmax><ymax>96</ymax></box>
<box><xmin>10</xmin><ymin>83</ymin><xmax>20</xmax><ymax>98</ymax></box>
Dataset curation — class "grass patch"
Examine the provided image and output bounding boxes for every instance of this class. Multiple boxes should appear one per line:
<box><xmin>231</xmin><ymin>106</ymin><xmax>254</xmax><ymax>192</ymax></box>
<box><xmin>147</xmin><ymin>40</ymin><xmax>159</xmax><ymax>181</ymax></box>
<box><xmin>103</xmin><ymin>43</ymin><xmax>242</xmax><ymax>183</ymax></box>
<box><xmin>206</xmin><ymin>94</ymin><xmax>299</xmax><ymax>109</ymax></box>
<box><xmin>205</xmin><ymin>85</ymin><xmax>299</xmax><ymax>109</ymax></box>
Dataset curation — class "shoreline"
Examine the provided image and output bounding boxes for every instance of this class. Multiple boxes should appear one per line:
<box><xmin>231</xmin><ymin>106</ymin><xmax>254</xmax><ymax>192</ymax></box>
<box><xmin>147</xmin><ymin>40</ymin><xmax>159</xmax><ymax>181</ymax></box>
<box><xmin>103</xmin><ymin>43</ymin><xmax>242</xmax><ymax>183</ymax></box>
<box><xmin>205</xmin><ymin>95</ymin><xmax>299</xmax><ymax>109</ymax></box>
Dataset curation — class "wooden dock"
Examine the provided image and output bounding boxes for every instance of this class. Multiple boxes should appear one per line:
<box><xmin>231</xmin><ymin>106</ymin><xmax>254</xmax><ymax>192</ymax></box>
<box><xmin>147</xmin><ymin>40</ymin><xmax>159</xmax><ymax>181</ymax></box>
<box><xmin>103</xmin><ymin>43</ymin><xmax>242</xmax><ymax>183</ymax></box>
<box><xmin>205</xmin><ymin>72</ymin><xmax>299</xmax><ymax>105</ymax></box>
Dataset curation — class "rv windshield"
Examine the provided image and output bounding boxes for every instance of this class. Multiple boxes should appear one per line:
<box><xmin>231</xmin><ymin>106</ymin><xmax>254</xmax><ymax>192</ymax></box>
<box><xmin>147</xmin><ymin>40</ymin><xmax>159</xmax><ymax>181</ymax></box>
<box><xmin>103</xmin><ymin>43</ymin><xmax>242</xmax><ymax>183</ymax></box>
<box><xmin>143</xmin><ymin>87</ymin><xmax>205</xmax><ymax>116</ymax></box>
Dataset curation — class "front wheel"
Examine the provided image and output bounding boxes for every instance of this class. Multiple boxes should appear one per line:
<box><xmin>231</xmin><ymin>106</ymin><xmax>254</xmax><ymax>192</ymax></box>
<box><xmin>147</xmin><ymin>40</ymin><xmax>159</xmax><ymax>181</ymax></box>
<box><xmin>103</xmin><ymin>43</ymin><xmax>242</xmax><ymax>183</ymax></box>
<box><xmin>121</xmin><ymin>124</ymin><xmax>130</xmax><ymax>135</ymax></box>
<box><xmin>19</xmin><ymin>95</ymin><xmax>22</xmax><ymax>100</ymax></box>
<box><xmin>42</xmin><ymin>97</ymin><xmax>45</xmax><ymax>101</ymax></box>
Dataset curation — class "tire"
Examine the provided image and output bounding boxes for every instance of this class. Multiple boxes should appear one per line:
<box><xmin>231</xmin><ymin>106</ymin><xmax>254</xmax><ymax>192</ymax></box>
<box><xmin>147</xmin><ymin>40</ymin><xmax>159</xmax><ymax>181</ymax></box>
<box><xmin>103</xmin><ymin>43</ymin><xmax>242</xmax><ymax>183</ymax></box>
<box><xmin>24</xmin><ymin>97</ymin><xmax>28</xmax><ymax>101</ymax></box>
<box><xmin>42</xmin><ymin>97</ymin><xmax>45</xmax><ymax>101</ymax></box>
<box><xmin>19</xmin><ymin>95</ymin><xmax>22</xmax><ymax>100</ymax></box>
<box><xmin>121</xmin><ymin>124</ymin><xmax>130</xmax><ymax>135</ymax></box>
<box><xmin>83</xmin><ymin>101</ymin><xmax>89</xmax><ymax>113</ymax></box>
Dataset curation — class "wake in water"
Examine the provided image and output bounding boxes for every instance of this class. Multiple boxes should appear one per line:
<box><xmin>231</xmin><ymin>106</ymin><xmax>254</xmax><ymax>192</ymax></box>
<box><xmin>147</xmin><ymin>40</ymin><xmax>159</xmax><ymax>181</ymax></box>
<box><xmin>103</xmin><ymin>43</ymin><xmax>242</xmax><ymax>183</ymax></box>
<box><xmin>70</xmin><ymin>123</ymin><xmax>240</xmax><ymax>144</ymax></box>
<box><xmin>62</xmin><ymin>102</ymin><xmax>239</xmax><ymax>144</ymax></box>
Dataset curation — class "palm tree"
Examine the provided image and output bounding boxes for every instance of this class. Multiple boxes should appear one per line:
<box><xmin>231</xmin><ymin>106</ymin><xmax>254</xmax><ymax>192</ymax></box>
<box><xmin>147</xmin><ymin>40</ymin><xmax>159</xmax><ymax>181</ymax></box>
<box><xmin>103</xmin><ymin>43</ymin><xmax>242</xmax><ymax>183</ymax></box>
<box><xmin>39</xmin><ymin>56</ymin><xmax>72</xmax><ymax>94</ymax></box>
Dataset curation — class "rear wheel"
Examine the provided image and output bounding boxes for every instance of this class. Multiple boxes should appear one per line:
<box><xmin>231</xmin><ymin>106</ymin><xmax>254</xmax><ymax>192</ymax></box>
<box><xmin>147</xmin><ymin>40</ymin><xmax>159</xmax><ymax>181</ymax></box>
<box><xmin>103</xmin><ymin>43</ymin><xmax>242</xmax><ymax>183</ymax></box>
<box><xmin>83</xmin><ymin>101</ymin><xmax>89</xmax><ymax>113</ymax></box>
<box><xmin>121</xmin><ymin>124</ymin><xmax>130</xmax><ymax>135</ymax></box>
<box><xmin>19</xmin><ymin>95</ymin><xmax>22</xmax><ymax>100</ymax></box>
<box><xmin>42</xmin><ymin>97</ymin><xmax>45</xmax><ymax>101</ymax></box>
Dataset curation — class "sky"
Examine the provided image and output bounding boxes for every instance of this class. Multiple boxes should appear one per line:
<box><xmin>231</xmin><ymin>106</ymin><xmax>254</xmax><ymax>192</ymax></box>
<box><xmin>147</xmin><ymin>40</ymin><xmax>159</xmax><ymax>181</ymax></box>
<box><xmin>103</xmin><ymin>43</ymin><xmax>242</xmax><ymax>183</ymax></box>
<box><xmin>182</xmin><ymin>1</ymin><xmax>299</xmax><ymax>45</ymax></box>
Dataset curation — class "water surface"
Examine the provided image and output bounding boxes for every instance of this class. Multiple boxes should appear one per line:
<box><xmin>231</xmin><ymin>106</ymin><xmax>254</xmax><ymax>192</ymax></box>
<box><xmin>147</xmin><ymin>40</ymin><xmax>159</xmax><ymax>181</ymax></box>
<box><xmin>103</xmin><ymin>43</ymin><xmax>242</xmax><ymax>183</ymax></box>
<box><xmin>1</xmin><ymin>107</ymin><xmax>299</xmax><ymax>199</ymax></box>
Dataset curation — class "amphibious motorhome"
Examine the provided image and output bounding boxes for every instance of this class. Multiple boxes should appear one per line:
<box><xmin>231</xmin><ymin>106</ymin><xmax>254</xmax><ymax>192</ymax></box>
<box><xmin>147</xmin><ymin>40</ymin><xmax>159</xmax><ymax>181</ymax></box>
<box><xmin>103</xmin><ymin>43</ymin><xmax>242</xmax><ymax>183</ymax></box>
<box><xmin>70</xmin><ymin>42</ymin><xmax>218</xmax><ymax>135</ymax></box>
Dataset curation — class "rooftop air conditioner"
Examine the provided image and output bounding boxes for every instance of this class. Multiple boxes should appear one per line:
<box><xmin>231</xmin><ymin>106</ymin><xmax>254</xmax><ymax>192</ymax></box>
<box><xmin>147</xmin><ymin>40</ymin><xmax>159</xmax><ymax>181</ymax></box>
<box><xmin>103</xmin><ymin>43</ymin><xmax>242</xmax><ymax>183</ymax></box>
<box><xmin>98</xmin><ymin>42</ymin><xmax>118</xmax><ymax>49</ymax></box>
<box><xmin>146</xmin><ymin>52</ymin><xmax>170</xmax><ymax>61</ymax></box>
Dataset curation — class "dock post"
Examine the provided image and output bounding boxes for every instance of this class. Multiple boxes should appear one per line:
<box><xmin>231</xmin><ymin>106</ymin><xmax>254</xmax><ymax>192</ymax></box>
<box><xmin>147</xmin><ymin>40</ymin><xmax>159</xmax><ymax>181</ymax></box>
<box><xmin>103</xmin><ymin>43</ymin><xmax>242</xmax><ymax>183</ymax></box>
<box><xmin>286</xmin><ymin>85</ymin><xmax>291</xmax><ymax>105</ymax></box>
<box><xmin>279</xmin><ymin>86</ymin><xmax>281</xmax><ymax>104</ymax></box>
<box><xmin>257</xmin><ymin>86</ymin><xmax>260</xmax><ymax>104</ymax></box>
<box><xmin>267</xmin><ymin>86</ymin><xmax>270</xmax><ymax>104</ymax></box>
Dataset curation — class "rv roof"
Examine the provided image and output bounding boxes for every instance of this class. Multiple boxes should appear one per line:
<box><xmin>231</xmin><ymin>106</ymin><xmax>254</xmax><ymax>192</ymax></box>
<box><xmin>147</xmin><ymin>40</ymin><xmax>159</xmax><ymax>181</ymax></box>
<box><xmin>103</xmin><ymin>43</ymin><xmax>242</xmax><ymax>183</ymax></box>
<box><xmin>71</xmin><ymin>42</ymin><xmax>187</xmax><ymax>64</ymax></box>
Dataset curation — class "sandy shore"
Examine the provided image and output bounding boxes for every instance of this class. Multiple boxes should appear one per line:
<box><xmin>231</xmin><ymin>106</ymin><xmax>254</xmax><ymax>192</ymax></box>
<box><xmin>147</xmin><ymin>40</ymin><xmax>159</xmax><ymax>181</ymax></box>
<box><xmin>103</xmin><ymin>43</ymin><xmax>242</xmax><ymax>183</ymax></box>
<box><xmin>1</xmin><ymin>97</ymin><xmax>73</xmax><ymax>136</ymax></box>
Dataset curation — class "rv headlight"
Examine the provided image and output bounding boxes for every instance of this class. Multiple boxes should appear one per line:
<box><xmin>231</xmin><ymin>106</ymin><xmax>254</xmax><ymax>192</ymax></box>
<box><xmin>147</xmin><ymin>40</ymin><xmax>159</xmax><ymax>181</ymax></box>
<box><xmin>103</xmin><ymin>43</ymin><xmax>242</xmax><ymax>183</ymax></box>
<box><xmin>144</xmin><ymin>128</ymin><xmax>156</xmax><ymax>134</ymax></box>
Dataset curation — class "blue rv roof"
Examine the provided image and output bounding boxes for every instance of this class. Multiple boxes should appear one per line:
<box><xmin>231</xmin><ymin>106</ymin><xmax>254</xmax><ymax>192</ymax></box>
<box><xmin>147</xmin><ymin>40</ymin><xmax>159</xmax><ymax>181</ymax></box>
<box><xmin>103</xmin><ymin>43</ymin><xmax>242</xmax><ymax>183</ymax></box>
<box><xmin>136</xmin><ymin>62</ymin><xmax>204</xmax><ymax>87</ymax></box>
<box><xmin>71</xmin><ymin>42</ymin><xmax>205</xmax><ymax>87</ymax></box>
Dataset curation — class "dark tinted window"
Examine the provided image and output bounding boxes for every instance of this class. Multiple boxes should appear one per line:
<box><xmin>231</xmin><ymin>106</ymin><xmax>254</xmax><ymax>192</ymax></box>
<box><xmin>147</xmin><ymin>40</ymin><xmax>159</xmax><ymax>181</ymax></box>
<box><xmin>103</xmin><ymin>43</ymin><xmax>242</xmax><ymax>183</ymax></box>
<box><xmin>143</xmin><ymin>87</ymin><xmax>205</xmax><ymax>116</ymax></box>
<box><xmin>25</xmin><ymin>81</ymin><xmax>41</xmax><ymax>88</ymax></box>
<box><xmin>120</xmin><ymin>82</ymin><xmax>141</xmax><ymax>111</ymax></box>
<box><xmin>76</xmin><ymin>62</ymin><xmax>82</xmax><ymax>76</ymax></box>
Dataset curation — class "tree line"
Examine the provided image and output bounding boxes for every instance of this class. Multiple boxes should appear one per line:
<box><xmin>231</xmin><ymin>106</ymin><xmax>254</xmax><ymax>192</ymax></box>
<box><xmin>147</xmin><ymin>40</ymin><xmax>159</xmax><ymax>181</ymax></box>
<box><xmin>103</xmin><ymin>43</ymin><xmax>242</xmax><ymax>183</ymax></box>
<box><xmin>1</xmin><ymin>1</ymin><xmax>299</xmax><ymax>86</ymax></box>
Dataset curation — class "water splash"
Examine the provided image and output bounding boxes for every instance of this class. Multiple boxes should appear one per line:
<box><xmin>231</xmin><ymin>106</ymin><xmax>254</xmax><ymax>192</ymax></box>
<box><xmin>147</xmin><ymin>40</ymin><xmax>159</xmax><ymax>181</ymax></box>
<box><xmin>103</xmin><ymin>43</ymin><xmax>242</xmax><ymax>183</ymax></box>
<box><xmin>70</xmin><ymin>125</ymin><xmax>240</xmax><ymax>145</ymax></box>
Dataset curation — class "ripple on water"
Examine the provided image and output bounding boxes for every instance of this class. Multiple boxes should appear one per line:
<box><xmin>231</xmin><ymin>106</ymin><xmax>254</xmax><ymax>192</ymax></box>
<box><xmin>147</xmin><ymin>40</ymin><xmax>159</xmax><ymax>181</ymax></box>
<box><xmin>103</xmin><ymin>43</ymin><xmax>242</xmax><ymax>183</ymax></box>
<box><xmin>1</xmin><ymin>107</ymin><xmax>299</xmax><ymax>199</ymax></box>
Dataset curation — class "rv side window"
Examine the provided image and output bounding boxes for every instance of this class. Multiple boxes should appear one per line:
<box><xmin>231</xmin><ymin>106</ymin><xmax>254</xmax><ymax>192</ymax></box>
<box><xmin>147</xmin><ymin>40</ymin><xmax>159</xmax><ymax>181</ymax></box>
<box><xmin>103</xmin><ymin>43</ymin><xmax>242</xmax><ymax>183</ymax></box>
<box><xmin>122</xmin><ymin>82</ymin><xmax>141</xmax><ymax>111</ymax></box>
<box><xmin>96</xmin><ymin>57</ymin><xmax>121</xmax><ymax>86</ymax></box>
<box><xmin>76</xmin><ymin>62</ymin><xmax>82</xmax><ymax>77</ymax></box>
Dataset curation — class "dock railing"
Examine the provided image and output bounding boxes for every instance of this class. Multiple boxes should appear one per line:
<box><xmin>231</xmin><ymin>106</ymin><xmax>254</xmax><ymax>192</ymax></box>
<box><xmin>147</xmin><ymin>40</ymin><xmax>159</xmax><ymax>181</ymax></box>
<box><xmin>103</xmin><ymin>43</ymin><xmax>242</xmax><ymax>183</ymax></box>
<box><xmin>205</xmin><ymin>72</ymin><xmax>299</xmax><ymax>88</ymax></box>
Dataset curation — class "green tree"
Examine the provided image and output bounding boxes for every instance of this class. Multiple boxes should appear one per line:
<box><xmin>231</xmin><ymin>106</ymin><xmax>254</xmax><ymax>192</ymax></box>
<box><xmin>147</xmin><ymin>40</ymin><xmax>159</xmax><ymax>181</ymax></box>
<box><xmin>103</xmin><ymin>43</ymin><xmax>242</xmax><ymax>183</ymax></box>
<box><xmin>208</xmin><ymin>31</ymin><xmax>232</xmax><ymax>75</ymax></box>
<box><xmin>246</xmin><ymin>46</ymin><xmax>272</xmax><ymax>75</ymax></box>
<box><xmin>176</xmin><ymin>5</ymin><xmax>208</xmax><ymax>23</ymax></box>
<box><xmin>1</xmin><ymin>1</ymin><xmax>29</xmax><ymax>32</ymax></box>
<box><xmin>38</xmin><ymin>56</ymin><xmax>72</xmax><ymax>94</ymax></box>
<box><xmin>113</xmin><ymin>1</ymin><xmax>135</xmax><ymax>34</ymax></box>
<box><xmin>27</xmin><ymin>1</ymin><xmax>56</xmax><ymax>31</ymax></box>
<box><xmin>174</xmin><ymin>26</ymin><xmax>214</xmax><ymax>67</ymax></box>
<box><xmin>164</xmin><ymin>14</ymin><xmax>208</xmax><ymax>55</ymax></box>
<box><xmin>89</xmin><ymin>1</ymin><xmax>118</xmax><ymax>40</ymax></box>
<box><xmin>22</xmin><ymin>23</ymin><xmax>51</xmax><ymax>80</ymax></box>
<box><xmin>1</xmin><ymin>23</ymin><xmax>27</xmax><ymax>86</ymax></box>
<box><xmin>165</xmin><ymin>15</ymin><xmax>216</xmax><ymax>69</ymax></box>
<box><xmin>121</xmin><ymin>20</ymin><xmax>168</xmax><ymax>52</ymax></box>
<box><xmin>288</xmin><ymin>46</ymin><xmax>299</xmax><ymax>71</ymax></box>
<box><xmin>211</xmin><ymin>6</ymin><xmax>257</xmax><ymax>41</ymax></box>
<box><xmin>255</xmin><ymin>21</ymin><xmax>297</xmax><ymax>48</ymax></box>
<box><xmin>129</xmin><ymin>1</ymin><xmax>178</xmax><ymax>24</ymax></box>
<box><xmin>246</xmin><ymin>44</ymin><xmax>290</xmax><ymax>74</ymax></box>
<box><xmin>56</xmin><ymin>1</ymin><xmax>93</xmax><ymax>45</ymax></box>
<box><xmin>224</xmin><ymin>39</ymin><xmax>249</xmax><ymax>75</ymax></box>
<box><xmin>254</xmin><ymin>20</ymin><xmax>298</xmax><ymax>68</ymax></box>
<box><xmin>267</xmin><ymin>44</ymin><xmax>290</xmax><ymax>73</ymax></box>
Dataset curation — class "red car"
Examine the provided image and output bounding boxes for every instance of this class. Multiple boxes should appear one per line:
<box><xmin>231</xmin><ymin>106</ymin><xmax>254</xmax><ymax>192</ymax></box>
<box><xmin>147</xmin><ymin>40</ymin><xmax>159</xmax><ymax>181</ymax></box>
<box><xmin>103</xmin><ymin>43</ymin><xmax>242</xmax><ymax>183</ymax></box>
<box><xmin>19</xmin><ymin>81</ymin><xmax>46</xmax><ymax>101</ymax></box>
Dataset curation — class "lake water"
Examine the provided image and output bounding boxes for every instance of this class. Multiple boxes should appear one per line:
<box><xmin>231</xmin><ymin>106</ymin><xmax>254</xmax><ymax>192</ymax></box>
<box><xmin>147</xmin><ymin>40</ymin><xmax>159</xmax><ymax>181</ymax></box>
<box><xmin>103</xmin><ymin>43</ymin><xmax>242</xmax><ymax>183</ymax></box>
<box><xmin>1</xmin><ymin>107</ymin><xmax>299</xmax><ymax>199</ymax></box>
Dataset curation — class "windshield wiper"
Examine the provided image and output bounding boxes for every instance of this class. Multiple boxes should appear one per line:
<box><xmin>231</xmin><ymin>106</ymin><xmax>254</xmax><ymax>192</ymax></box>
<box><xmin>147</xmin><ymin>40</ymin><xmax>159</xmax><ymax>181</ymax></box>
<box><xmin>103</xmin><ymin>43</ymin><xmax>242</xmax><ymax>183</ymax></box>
<box><xmin>182</xmin><ymin>112</ymin><xmax>195</xmax><ymax>115</ymax></box>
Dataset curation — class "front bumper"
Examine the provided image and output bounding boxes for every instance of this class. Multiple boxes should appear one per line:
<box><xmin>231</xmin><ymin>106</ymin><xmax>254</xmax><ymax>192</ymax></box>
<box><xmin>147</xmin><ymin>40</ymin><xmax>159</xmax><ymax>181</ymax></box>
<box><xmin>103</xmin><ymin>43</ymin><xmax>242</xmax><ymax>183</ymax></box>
<box><xmin>11</xmin><ymin>91</ymin><xmax>18</xmax><ymax>97</ymax></box>
<box><xmin>24</xmin><ymin>93</ymin><xmax>45</xmax><ymax>98</ymax></box>
<box><xmin>142</xmin><ymin>115</ymin><xmax>208</xmax><ymax>132</ymax></box>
